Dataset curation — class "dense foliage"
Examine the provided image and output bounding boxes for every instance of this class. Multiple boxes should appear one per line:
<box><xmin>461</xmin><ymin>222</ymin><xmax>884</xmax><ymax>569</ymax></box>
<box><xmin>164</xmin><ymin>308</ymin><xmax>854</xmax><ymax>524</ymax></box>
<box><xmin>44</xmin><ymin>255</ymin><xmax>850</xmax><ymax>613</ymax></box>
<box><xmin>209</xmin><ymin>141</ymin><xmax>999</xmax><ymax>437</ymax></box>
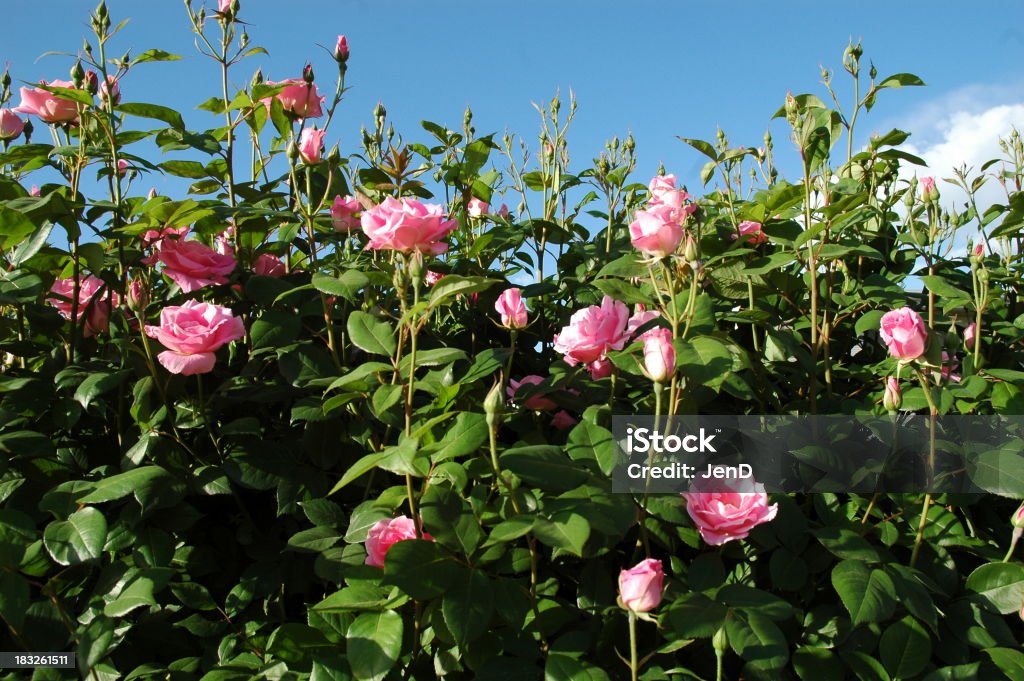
<box><xmin>1</xmin><ymin>3</ymin><xmax>1024</xmax><ymax>680</ymax></box>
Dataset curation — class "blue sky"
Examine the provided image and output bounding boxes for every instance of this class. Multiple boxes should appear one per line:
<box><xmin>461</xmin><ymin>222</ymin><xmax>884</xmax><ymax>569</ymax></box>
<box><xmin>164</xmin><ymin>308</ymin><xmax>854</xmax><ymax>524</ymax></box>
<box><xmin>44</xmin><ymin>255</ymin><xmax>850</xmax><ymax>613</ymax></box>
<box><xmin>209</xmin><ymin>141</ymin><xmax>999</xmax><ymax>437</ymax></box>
<box><xmin>6</xmin><ymin>1</ymin><xmax>1024</xmax><ymax>202</ymax></box>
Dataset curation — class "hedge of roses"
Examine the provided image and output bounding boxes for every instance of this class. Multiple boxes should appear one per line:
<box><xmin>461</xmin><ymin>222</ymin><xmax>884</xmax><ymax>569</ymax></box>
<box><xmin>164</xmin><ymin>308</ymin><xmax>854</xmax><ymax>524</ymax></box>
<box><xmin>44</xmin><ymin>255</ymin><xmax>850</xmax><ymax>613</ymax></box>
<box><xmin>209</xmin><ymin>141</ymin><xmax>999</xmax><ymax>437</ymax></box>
<box><xmin>1</xmin><ymin>4</ymin><xmax>1023</xmax><ymax>680</ymax></box>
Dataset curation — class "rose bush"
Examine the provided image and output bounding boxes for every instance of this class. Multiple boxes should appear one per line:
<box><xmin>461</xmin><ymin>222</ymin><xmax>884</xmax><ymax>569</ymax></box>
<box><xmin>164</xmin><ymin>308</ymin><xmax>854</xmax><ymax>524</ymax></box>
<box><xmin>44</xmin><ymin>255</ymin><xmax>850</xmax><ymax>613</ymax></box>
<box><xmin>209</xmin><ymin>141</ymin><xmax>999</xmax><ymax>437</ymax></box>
<box><xmin>0</xmin><ymin>5</ymin><xmax>1023</xmax><ymax>681</ymax></box>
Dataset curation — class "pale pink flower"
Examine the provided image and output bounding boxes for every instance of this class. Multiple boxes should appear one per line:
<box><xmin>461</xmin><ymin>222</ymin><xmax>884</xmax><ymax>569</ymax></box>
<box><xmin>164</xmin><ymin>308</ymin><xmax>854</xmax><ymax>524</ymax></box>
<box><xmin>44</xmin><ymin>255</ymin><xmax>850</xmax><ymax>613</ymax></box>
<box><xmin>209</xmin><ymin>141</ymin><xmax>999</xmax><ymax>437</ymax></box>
<box><xmin>144</xmin><ymin>300</ymin><xmax>244</xmax><ymax>375</ymax></box>
<box><xmin>360</xmin><ymin>197</ymin><xmax>457</xmax><ymax>254</ymax></box>
<box><xmin>879</xmin><ymin>307</ymin><xmax>927</xmax><ymax>360</ymax></box>
<box><xmin>683</xmin><ymin>477</ymin><xmax>778</xmax><ymax>546</ymax></box>
<box><xmin>619</xmin><ymin>558</ymin><xmax>664</xmax><ymax>613</ymax></box>
<box><xmin>364</xmin><ymin>516</ymin><xmax>433</xmax><ymax>568</ymax></box>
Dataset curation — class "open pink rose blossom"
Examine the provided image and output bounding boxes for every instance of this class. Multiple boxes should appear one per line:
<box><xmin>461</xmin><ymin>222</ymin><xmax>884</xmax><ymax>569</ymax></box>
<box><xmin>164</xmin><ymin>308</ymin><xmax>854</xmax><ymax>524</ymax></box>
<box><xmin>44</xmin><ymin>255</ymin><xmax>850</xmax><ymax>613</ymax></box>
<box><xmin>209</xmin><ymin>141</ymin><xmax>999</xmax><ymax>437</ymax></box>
<box><xmin>157</xmin><ymin>238</ymin><xmax>237</xmax><ymax>293</ymax></box>
<box><xmin>13</xmin><ymin>80</ymin><xmax>82</xmax><ymax>124</ymax></box>
<box><xmin>683</xmin><ymin>477</ymin><xmax>778</xmax><ymax>546</ymax></box>
<box><xmin>553</xmin><ymin>295</ymin><xmax>630</xmax><ymax>377</ymax></box>
<box><xmin>879</xmin><ymin>307</ymin><xmax>927</xmax><ymax>360</ymax></box>
<box><xmin>360</xmin><ymin>197</ymin><xmax>457</xmax><ymax>254</ymax></box>
<box><xmin>495</xmin><ymin>288</ymin><xmax>528</xmax><ymax>329</ymax></box>
<box><xmin>364</xmin><ymin>516</ymin><xmax>433</xmax><ymax>568</ymax></box>
<box><xmin>48</xmin><ymin>275</ymin><xmax>119</xmax><ymax>337</ymax></box>
<box><xmin>144</xmin><ymin>300</ymin><xmax>244</xmax><ymax>375</ymax></box>
<box><xmin>330</xmin><ymin>195</ymin><xmax>362</xmax><ymax>231</ymax></box>
<box><xmin>263</xmin><ymin>79</ymin><xmax>324</xmax><ymax>119</ymax></box>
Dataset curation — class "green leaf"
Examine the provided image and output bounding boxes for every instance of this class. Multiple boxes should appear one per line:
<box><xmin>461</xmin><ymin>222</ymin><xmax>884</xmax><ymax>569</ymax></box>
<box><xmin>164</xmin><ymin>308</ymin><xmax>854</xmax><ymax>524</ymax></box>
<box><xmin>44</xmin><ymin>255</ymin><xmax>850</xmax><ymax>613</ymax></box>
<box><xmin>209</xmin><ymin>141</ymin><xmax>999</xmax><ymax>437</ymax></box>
<box><xmin>77</xmin><ymin>465</ymin><xmax>178</xmax><ymax>513</ymax></box>
<box><xmin>43</xmin><ymin>507</ymin><xmax>108</xmax><ymax>565</ymax></box>
<box><xmin>287</xmin><ymin>527</ymin><xmax>340</xmax><ymax>553</ymax></box>
<box><xmin>664</xmin><ymin>592</ymin><xmax>728</xmax><ymax>639</ymax></box>
<box><xmin>533</xmin><ymin>512</ymin><xmax>590</xmax><ymax>557</ymax></box>
<box><xmin>831</xmin><ymin>559</ymin><xmax>896</xmax><ymax>626</ymax></box>
<box><xmin>132</xmin><ymin>49</ymin><xmax>183</xmax><ymax>65</ymax></box>
<box><xmin>677</xmin><ymin>336</ymin><xmax>733</xmax><ymax>391</ymax></box>
<box><xmin>10</xmin><ymin>222</ymin><xmax>53</xmax><ymax>267</ymax></box>
<box><xmin>312</xmin><ymin>270</ymin><xmax>369</xmax><ymax>301</ymax></box>
<box><xmin>877</xmin><ymin>73</ymin><xmax>925</xmax><ymax>89</ymax></box>
<box><xmin>117</xmin><ymin>102</ymin><xmax>185</xmax><ymax>130</ymax></box>
<box><xmin>920</xmin><ymin>275</ymin><xmax>971</xmax><ymax>303</ymax></box>
<box><xmin>567</xmin><ymin>420</ymin><xmax>619</xmax><ymax>476</ymax></box>
<box><xmin>966</xmin><ymin>562</ymin><xmax>1024</xmax><ymax>614</ymax></box>
<box><xmin>501</xmin><ymin>446</ymin><xmax>591</xmax><ymax>491</ymax></box>
<box><xmin>544</xmin><ymin>653</ymin><xmax>612</xmax><ymax>681</ymax></box>
<box><xmin>442</xmin><ymin>568</ymin><xmax>493</xmax><ymax>647</ymax></box>
<box><xmin>0</xmin><ymin>572</ymin><xmax>30</xmax><ymax>631</ymax></box>
<box><xmin>346</xmin><ymin>311</ymin><xmax>396</xmax><ymax>356</ymax></box>
<box><xmin>879</xmin><ymin>616</ymin><xmax>931</xmax><ymax>679</ymax></box>
<box><xmin>855</xmin><ymin>309</ymin><xmax>885</xmax><ymax>336</ymax></box>
<box><xmin>986</xmin><ymin>648</ymin><xmax>1024</xmax><ymax>681</ymax></box>
<box><xmin>428</xmin><ymin>275</ymin><xmax>498</xmax><ymax>308</ymax></box>
<box><xmin>678</xmin><ymin>137</ymin><xmax>719</xmax><ymax>161</ymax></box>
<box><xmin>346</xmin><ymin>610</ymin><xmax>403</xmax><ymax>681</ymax></box>
<box><xmin>74</xmin><ymin>370</ymin><xmax>129</xmax><ymax>409</ymax></box>
<box><xmin>328</xmin><ymin>451</ymin><xmax>386</xmax><ymax>495</ymax></box>
<box><xmin>593</xmin><ymin>278</ymin><xmax>650</xmax><ymax>305</ymax></box>
<box><xmin>429</xmin><ymin>412</ymin><xmax>487</xmax><ymax>462</ymax></box>
<box><xmin>725</xmin><ymin>611</ymin><xmax>789</xmax><ymax>670</ymax></box>
<box><xmin>104</xmin><ymin>570</ymin><xmax>168</xmax><ymax>617</ymax></box>
<box><xmin>381</xmin><ymin>539</ymin><xmax>457</xmax><ymax>599</ymax></box>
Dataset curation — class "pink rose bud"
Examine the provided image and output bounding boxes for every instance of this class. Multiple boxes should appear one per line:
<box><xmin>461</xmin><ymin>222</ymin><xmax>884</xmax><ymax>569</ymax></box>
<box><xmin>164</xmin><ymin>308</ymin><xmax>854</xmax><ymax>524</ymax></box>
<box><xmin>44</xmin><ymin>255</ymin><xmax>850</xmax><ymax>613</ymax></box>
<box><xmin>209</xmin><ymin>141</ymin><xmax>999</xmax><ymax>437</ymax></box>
<box><xmin>126</xmin><ymin>278</ymin><xmax>148</xmax><ymax>312</ymax></box>
<box><xmin>13</xmin><ymin>79</ymin><xmax>82</xmax><ymax>124</ymax></box>
<box><xmin>0</xmin><ymin>109</ymin><xmax>25</xmax><ymax>140</ymax></box>
<box><xmin>682</xmin><ymin>477</ymin><xmax>778</xmax><ymax>546</ymax></box>
<box><xmin>1013</xmin><ymin>503</ymin><xmax>1024</xmax><ymax>529</ymax></box>
<box><xmin>878</xmin><ymin>307</ymin><xmax>928</xmax><ymax>360</ymax></box>
<box><xmin>360</xmin><ymin>196</ymin><xmax>458</xmax><ymax>254</ymax></box>
<box><xmin>920</xmin><ymin>176</ymin><xmax>939</xmax><ymax>203</ymax></box>
<box><xmin>147</xmin><ymin>188</ymin><xmax>158</xmax><ymax>200</ymax></box>
<box><xmin>507</xmin><ymin>375</ymin><xmax>556</xmax><ymax>411</ymax></box>
<box><xmin>495</xmin><ymin>288</ymin><xmax>528</xmax><ymax>329</ymax></box>
<box><xmin>588</xmin><ymin>357</ymin><xmax>613</xmax><ymax>379</ymax></box>
<box><xmin>963</xmin><ymin>323</ymin><xmax>977</xmax><ymax>351</ymax></box>
<box><xmin>424</xmin><ymin>270</ymin><xmax>444</xmax><ymax>286</ymax></box>
<box><xmin>335</xmin><ymin>35</ymin><xmax>350</xmax><ymax>63</ymax></box>
<box><xmin>262</xmin><ymin>78</ymin><xmax>324</xmax><ymax>119</ymax></box>
<box><xmin>115</xmin><ymin>158</ymin><xmax>129</xmax><ymax>176</ymax></box>
<box><xmin>974</xmin><ymin>243</ymin><xmax>984</xmax><ymax>257</ymax></box>
<box><xmin>99</xmin><ymin>75</ymin><xmax>120</xmax><ymax>106</ymax></box>
<box><xmin>29</xmin><ymin>185</ymin><xmax>40</xmax><ymax>197</ymax></box>
<box><xmin>629</xmin><ymin>204</ymin><xmax>684</xmax><ymax>258</ymax></box>
<box><xmin>467</xmin><ymin>197</ymin><xmax>489</xmax><ymax>217</ymax></box>
<box><xmin>253</xmin><ymin>253</ymin><xmax>286</xmax><ymax>277</ymax></box>
<box><xmin>554</xmin><ymin>296</ymin><xmax>631</xmax><ymax>374</ymax></box>
<box><xmin>618</xmin><ymin>558</ymin><xmax>664</xmax><ymax>613</ymax></box>
<box><xmin>217</xmin><ymin>0</ymin><xmax>232</xmax><ymax>14</ymax></box>
<box><xmin>330</xmin><ymin>195</ymin><xmax>362</xmax><ymax>231</ymax></box>
<box><xmin>647</xmin><ymin>174</ymin><xmax>678</xmax><ymax>204</ymax></box>
<box><xmin>883</xmin><ymin>376</ymin><xmax>902</xmax><ymax>412</ymax></box>
<box><xmin>551</xmin><ymin>410</ymin><xmax>577</xmax><ymax>430</ymax></box>
<box><xmin>144</xmin><ymin>300</ymin><xmax>244</xmax><ymax>375</ymax></box>
<box><xmin>298</xmin><ymin>127</ymin><xmax>326</xmax><ymax>165</ymax></box>
<box><xmin>497</xmin><ymin>203</ymin><xmax>510</xmax><ymax>218</ymax></box>
<box><xmin>83</xmin><ymin>71</ymin><xmax>99</xmax><ymax>96</ymax></box>
<box><xmin>642</xmin><ymin>327</ymin><xmax>675</xmax><ymax>383</ymax></box>
<box><xmin>48</xmin><ymin>275</ymin><xmax>119</xmax><ymax>337</ymax></box>
<box><xmin>364</xmin><ymin>516</ymin><xmax>433</xmax><ymax>568</ymax></box>
<box><xmin>734</xmin><ymin>220</ymin><xmax>768</xmax><ymax>246</ymax></box>
<box><xmin>156</xmin><ymin>238</ymin><xmax>237</xmax><ymax>293</ymax></box>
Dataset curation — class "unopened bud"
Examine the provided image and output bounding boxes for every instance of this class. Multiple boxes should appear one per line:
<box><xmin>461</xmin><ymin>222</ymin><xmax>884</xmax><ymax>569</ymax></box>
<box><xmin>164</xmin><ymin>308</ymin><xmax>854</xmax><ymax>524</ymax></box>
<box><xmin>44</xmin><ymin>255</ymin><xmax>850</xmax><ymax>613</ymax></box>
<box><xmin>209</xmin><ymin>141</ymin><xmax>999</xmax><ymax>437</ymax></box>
<box><xmin>712</xmin><ymin>627</ymin><xmax>728</xmax><ymax>654</ymax></box>
<box><xmin>240</xmin><ymin>32</ymin><xmax>249</xmax><ymax>49</ymax></box>
<box><xmin>83</xmin><ymin>71</ymin><xmax>99</xmax><ymax>96</ymax></box>
<box><xmin>883</xmin><ymin>377</ymin><xmax>902</xmax><ymax>412</ymax></box>
<box><xmin>1013</xmin><ymin>503</ymin><xmax>1024</xmax><ymax>529</ymax></box>
<box><xmin>683</xmin><ymin>235</ymin><xmax>698</xmax><ymax>263</ymax></box>
<box><xmin>335</xmin><ymin>35</ymin><xmax>350</xmax><ymax>64</ymax></box>
<box><xmin>286</xmin><ymin>140</ymin><xmax>299</xmax><ymax>164</ymax></box>
<box><xmin>251</xmin><ymin>68</ymin><xmax>263</xmax><ymax>88</ymax></box>
<box><xmin>484</xmin><ymin>381</ymin><xmax>505</xmax><ymax>429</ymax></box>
<box><xmin>373</xmin><ymin>101</ymin><xmax>386</xmax><ymax>120</ymax></box>
<box><xmin>302</xmin><ymin>63</ymin><xmax>315</xmax><ymax>85</ymax></box>
<box><xmin>126</xmin><ymin>279</ymin><xmax>148</xmax><ymax>312</ymax></box>
<box><xmin>70</xmin><ymin>61</ymin><xmax>86</xmax><ymax>89</ymax></box>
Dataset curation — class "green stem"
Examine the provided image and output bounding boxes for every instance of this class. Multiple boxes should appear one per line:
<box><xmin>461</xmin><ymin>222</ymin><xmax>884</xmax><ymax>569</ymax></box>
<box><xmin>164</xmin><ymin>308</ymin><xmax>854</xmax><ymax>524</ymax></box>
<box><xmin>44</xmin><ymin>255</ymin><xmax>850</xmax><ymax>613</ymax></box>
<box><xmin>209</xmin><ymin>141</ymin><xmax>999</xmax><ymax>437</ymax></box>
<box><xmin>628</xmin><ymin>610</ymin><xmax>639</xmax><ymax>681</ymax></box>
<box><xmin>1003</xmin><ymin>527</ymin><xmax>1022</xmax><ymax>562</ymax></box>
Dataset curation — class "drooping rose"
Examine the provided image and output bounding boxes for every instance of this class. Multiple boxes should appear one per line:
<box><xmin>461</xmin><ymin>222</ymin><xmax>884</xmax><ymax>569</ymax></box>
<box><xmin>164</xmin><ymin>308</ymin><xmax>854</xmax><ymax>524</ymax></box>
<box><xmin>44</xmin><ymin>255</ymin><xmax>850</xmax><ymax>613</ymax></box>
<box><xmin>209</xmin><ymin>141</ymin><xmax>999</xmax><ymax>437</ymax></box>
<box><xmin>642</xmin><ymin>327</ymin><xmax>675</xmax><ymax>383</ymax></box>
<box><xmin>144</xmin><ymin>299</ymin><xmax>244</xmax><ymax>375</ymax></box>
<box><xmin>495</xmin><ymin>288</ymin><xmax>528</xmax><ymax>329</ymax></box>
<box><xmin>553</xmin><ymin>296</ymin><xmax>630</xmax><ymax>376</ymax></box>
<box><xmin>683</xmin><ymin>476</ymin><xmax>778</xmax><ymax>546</ymax></box>
<box><xmin>883</xmin><ymin>376</ymin><xmax>901</xmax><ymax>411</ymax></box>
<box><xmin>13</xmin><ymin>80</ymin><xmax>82</xmax><ymax>124</ymax></box>
<box><xmin>467</xmin><ymin>197</ymin><xmax>489</xmax><ymax>217</ymax></box>
<box><xmin>629</xmin><ymin>204</ymin><xmax>684</xmax><ymax>258</ymax></box>
<box><xmin>331</xmin><ymin>195</ymin><xmax>362</xmax><ymax>231</ymax></box>
<box><xmin>157</xmin><ymin>238</ymin><xmax>237</xmax><ymax>293</ymax></box>
<box><xmin>879</xmin><ymin>307</ymin><xmax>927</xmax><ymax>360</ymax></box>
<box><xmin>734</xmin><ymin>220</ymin><xmax>768</xmax><ymax>246</ymax></box>
<box><xmin>360</xmin><ymin>196</ymin><xmax>458</xmax><ymax>254</ymax></box>
<box><xmin>618</xmin><ymin>558</ymin><xmax>664</xmax><ymax>613</ymax></box>
<box><xmin>253</xmin><ymin>253</ymin><xmax>286</xmax><ymax>277</ymax></box>
<box><xmin>364</xmin><ymin>516</ymin><xmax>433</xmax><ymax>568</ymax></box>
<box><xmin>0</xmin><ymin>109</ymin><xmax>25</xmax><ymax>140</ymax></box>
<box><xmin>264</xmin><ymin>78</ymin><xmax>324</xmax><ymax>119</ymax></box>
<box><xmin>298</xmin><ymin>126</ymin><xmax>325</xmax><ymax>165</ymax></box>
<box><xmin>48</xmin><ymin>275</ymin><xmax>119</xmax><ymax>337</ymax></box>
<box><xmin>508</xmin><ymin>375</ymin><xmax>556</xmax><ymax>411</ymax></box>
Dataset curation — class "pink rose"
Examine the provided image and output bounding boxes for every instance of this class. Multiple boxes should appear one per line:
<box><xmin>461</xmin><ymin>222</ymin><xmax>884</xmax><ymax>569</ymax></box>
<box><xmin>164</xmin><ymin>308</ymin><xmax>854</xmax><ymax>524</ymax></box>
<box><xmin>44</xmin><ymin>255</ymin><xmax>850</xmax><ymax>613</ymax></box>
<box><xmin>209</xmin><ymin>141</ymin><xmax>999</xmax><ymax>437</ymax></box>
<box><xmin>253</xmin><ymin>253</ymin><xmax>286</xmax><ymax>277</ymax></box>
<box><xmin>647</xmin><ymin>174</ymin><xmax>678</xmax><ymax>205</ymax></box>
<box><xmin>126</xmin><ymin>278</ymin><xmax>148</xmax><ymax>312</ymax></box>
<box><xmin>360</xmin><ymin>196</ymin><xmax>458</xmax><ymax>254</ymax></box>
<box><xmin>48</xmin><ymin>275</ymin><xmax>119</xmax><ymax>337</ymax></box>
<box><xmin>973</xmin><ymin>243</ymin><xmax>984</xmax><ymax>257</ymax></box>
<box><xmin>115</xmin><ymin>159</ymin><xmax>129</xmax><ymax>176</ymax></box>
<box><xmin>495</xmin><ymin>288</ymin><xmax>528</xmax><ymax>329</ymax></box>
<box><xmin>467</xmin><ymin>197</ymin><xmax>489</xmax><ymax>217</ymax></box>
<box><xmin>734</xmin><ymin>220</ymin><xmax>768</xmax><ymax>246</ymax></box>
<box><xmin>364</xmin><ymin>516</ymin><xmax>433</xmax><ymax>568</ymax></box>
<box><xmin>141</xmin><ymin>226</ymin><xmax>188</xmax><ymax>265</ymax></box>
<box><xmin>683</xmin><ymin>477</ymin><xmax>778</xmax><ymax>546</ymax></box>
<box><xmin>879</xmin><ymin>307</ymin><xmax>927</xmax><ymax>360</ymax></box>
<box><xmin>629</xmin><ymin>204</ymin><xmax>684</xmax><ymax>258</ymax></box>
<box><xmin>589</xmin><ymin>357</ymin><xmax>612</xmax><ymax>379</ymax></box>
<box><xmin>618</xmin><ymin>558</ymin><xmax>664</xmax><ymax>613</ymax></box>
<box><xmin>642</xmin><ymin>327</ymin><xmax>675</xmax><ymax>383</ymax></box>
<box><xmin>553</xmin><ymin>296</ymin><xmax>630</xmax><ymax>376</ymax></box>
<box><xmin>551</xmin><ymin>410</ymin><xmax>578</xmax><ymax>430</ymax></box>
<box><xmin>883</xmin><ymin>376</ymin><xmax>901</xmax><ymax>411</ymax></box>
<box><xmin>99</xmin><ymin>76</ymin><xmax>120</xmax><ymax>106</ymax></box>
<box><xmin>0</xmin><ymin>109</ymin><xmax>25</xmax><ymax>140</ymax></box>
<box><xmin>214</xmin><ymin>226</ymin><xmax>235</xmax><ymax>257</ymax></box>
<box><xmin>963</xmin><ymin>322</ymin><xmax>976</xmax><ymax>351</ymax></box>
<box><xmin>298</xmin><ymin>127</ymin><xmax>325</xmax><ymax>165</ymax></box>
<box><xmin>264</xmin><ymin>78</ymin><xmax>324</xmax><ymax>119</ymax></box>
<box><xmin>144</xmin><ymin>300</ymin><xmax>244</xmax><ymax>375</ymax></box>
<box><xmin>497</xmin><ymin>203</ymin><xmax>510</xmax><ymax>218</ymax></box>
<box><xmin>424</xmin><ymin>270</ymin><xmax>444</xmax><ymax>286</ymax></box>
<box><xmin>508</xmin><ymin>375</ymin><xmax>556</xmax><ymax>411</ymax></box>
<box><xmin>157</xmin><ymin>238</ymin><xmax>237</xmax><ymax>293</ymax></box>
<box><xmin>941</xmin><ymin>351</ymin><xmax>961</xmax><ymax>383</ymax></box>
<box><xmin>217</xmin><ymin>0</ymin><xmax>232</xmax><ymax>13</ymax></box>
<box><xmin>335</xmin><ymin>35</ymin><xmax>350</xmax><ymax>63</ymax></box>
<box><xmin>1013</xmin><ymin>503</ymin><xmax>1024</xmax><ymax>529</ymax></box>
<box><xmin>920</xmin><ymin>176</ymin><xmax>939</xmax><ymax>202</ymax></box>
<box><xmin>626</xmin><ymin>306</ymin><xmax>661</xmax><ymax>341</ymax></box>
<box><xmin>330</xmin><ymin>195</ymin><xmax>361</xmax><ymax>231</ymax></box>
<box><xmin>29</xmin><ymin>185</ymin><xmax>40</xmax><ymax>197</ymax></box>
<box><xmin>13</xmin><ymin>80</ymin><xmax>82</xmax><ymax>124</ymax></box>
